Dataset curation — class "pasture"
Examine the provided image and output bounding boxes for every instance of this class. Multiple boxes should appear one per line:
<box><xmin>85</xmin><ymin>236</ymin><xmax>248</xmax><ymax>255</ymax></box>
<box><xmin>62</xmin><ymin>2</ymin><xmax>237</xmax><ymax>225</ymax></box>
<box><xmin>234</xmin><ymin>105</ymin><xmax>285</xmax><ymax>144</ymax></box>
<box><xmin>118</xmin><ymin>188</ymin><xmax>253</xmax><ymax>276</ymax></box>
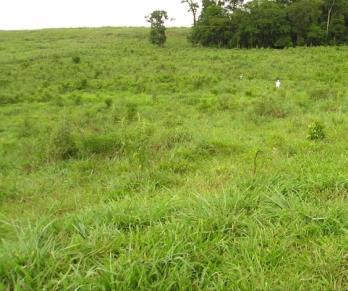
<box><xmin>0</xmin><ymin>28</ymin><xmax>347</xmax><ymax>289</ymax></box>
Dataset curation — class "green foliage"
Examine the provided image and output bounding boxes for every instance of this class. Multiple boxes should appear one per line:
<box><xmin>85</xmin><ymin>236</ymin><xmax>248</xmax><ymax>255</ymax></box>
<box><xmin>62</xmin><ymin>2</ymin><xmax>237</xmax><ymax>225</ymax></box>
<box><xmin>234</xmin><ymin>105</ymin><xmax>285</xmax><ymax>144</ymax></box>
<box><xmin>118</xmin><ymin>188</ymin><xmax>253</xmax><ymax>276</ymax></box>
<box><xmin>104</xmin><ymin>97</ymin><xmax>113</xmax><ymax>108</ymax></box>
<box><xmin>78</xmin><ymin>134</ymin><xmax>124</xmax><ymax>157</ymax></box>
<box><xmin>307</xmin><ymin>121</ymin><xmax>326</xmax><ymax>140</ymax></box>
<box><xmin>72</xmin><ymin>56</ymin><xmax>81</xmax><ymax>64</ymax></box>
<box><xmin>310</xmin><ymin>88</ymin><xmax>338</xmax><ymax>100</ymax></box>
<box><xmin>191</xmin><ymin>2</ymin><xmax>232</xmax><ymax>47</ymax></box>
<box><xmin>192</xmin><ymin>0</ymin><xmax>348</xmax><ymax>48</ymax></box>
<box><xmin>251</xmin><ymin>97</ymin><xmax>288</xmax><ymax>120</ymax></box>
<box><xmin>47</xmin><ymin>123</ymin><xmax>78</xmax><ymax>160</ymax></box>
<box><xmin>126</xmin><ymin>102</ymin><xmax>138</xmax><ymax>121</ymax></box>
<box><xmin>146</xmin><ymin>10</ymin><xmax>168</xmax><ymax>47</ymax></box>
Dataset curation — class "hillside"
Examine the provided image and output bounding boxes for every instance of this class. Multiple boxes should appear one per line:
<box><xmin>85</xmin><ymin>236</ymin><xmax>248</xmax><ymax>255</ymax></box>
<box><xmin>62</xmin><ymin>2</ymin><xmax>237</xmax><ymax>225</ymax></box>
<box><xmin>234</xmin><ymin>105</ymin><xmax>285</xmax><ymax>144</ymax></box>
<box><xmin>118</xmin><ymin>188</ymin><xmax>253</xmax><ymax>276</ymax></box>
<box><xmin>0</xmin><ymin>28</ymin><xmax>347</xmax><ymax>289</ymax></box>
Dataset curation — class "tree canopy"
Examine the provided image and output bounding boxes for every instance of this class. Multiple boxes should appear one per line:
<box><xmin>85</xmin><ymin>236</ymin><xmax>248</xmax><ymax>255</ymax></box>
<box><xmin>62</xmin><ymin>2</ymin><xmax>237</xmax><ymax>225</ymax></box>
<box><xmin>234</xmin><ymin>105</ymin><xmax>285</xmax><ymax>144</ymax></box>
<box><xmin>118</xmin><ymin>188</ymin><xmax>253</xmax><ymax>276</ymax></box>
<box><xmin>146</xmin><ymin>10</ymin><xmax>168</xmax><ymax>47</ymax></box>
<box><xmin>190</xmin><ymin>0</ymin><xmax>348</xmax><ymax>48</ymax></box>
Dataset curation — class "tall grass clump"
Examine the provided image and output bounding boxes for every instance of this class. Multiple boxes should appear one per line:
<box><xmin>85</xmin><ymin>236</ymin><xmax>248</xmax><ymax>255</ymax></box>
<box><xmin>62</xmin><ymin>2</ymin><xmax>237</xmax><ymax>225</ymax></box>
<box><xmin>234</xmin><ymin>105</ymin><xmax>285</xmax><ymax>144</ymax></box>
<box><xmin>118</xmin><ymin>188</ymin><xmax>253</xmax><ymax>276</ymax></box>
<box><xmin>251</xmin><ymin>97</ymin><xmax>289</xmax><ymax>121</ymax></box>
<box><xmin>307</xmin><ymin>121</ymin><xmax>326</xmax><ymax>141</ymax></box>
<box><xmin>47</xmin><ymin>122</ymin><xmax>78</xmax><ymax>161</ymax></box>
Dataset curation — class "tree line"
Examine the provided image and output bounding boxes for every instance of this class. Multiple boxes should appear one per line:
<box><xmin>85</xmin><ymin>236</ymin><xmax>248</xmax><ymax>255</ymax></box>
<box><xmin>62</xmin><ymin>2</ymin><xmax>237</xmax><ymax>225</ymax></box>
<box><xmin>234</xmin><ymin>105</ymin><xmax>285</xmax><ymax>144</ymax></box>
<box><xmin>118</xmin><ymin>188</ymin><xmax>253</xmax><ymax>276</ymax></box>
<box><xmin>189</xmin><ymin>0</ymin><xmax>348</xmax><ymax>48</ymax></box>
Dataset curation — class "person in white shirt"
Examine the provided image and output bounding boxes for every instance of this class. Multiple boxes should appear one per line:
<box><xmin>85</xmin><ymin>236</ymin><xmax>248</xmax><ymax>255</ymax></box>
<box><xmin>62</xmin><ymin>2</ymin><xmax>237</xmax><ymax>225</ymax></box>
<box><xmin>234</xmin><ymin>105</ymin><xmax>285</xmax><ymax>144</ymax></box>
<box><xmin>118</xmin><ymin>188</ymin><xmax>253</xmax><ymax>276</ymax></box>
<box><xmin>275</xmin><ymin>79</ymin><xmax>281</xmax><ymax>89</ymax></box>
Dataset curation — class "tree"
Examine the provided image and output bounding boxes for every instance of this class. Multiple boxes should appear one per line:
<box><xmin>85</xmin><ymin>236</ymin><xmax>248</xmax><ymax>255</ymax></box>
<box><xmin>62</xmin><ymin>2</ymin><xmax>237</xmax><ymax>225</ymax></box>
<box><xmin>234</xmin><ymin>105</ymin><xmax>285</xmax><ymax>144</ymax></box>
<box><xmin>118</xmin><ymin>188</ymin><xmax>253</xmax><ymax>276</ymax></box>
<box><xmin>223</xmin><ymin>0</ymin><xmax>244</xmax><ymax>12</ymax></box>
<box><xmin>323</xmin><ymin>0</ymin><xmax>348</xmax><ymax>43</ymax></box>
<box><xmin>181</xmin><ymin>0</ymin><xmax>200</xmax><ymax>26</ymax></box>
<box><xmin>146</xmin><ymin>10</ymin><xmax>168</xmax><ymax>47</ymax></box>
<box><xmin>326</xmin><ymin>0</ymin><xmax>336</xmax><ymax>38</ymax></box>
<box><xmin>190</xmin><ymin>0</ymin><xmax>348</xmax><ymax>48</ymax></box>
<box><xmin>191</xmin><ymin>1</ymin><xmax>231</xmax><ymax>47</ymax></box>
<box><xmin>287</xmin><ymin>0</ymin><xmax>322</xmax><ymax>46</ymax></box>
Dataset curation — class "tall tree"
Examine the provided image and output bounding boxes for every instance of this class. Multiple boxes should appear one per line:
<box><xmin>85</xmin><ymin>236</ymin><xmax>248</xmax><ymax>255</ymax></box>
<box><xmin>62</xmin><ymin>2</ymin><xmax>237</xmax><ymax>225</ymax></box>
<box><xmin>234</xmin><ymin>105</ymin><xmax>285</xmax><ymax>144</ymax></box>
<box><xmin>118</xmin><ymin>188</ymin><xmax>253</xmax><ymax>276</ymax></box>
<box><xmin>181</xmin><ymin>0</ymin><xmax>200</xmax><ymax>26</ymax></box>
<box><xmin>223</xmin><ymin>0</ymin><xmax>245</xmax><ymax>12</ymax></box>
<box><xmin>146</xmin><ymin>10</ymin><xmax>168</xmax><ymax>47</ymax></box>
<box><xmin>287</xmin><ymin>0</ymin><xmax>323</xmax><ymax>45</ymax></box>
<box><xmin>326</xmin><ymin>0</ymin><xmax>337</xmax><ymax>37</ymax></box>
<box><xmin>191</xmin><ymin>1</ymin><xmax>231</xmax><ymax>47</ymax></box>
<box><xmin>190</xmin><ymin>0</ymin><xmax>348</xmax><ymax>48</ymax></box>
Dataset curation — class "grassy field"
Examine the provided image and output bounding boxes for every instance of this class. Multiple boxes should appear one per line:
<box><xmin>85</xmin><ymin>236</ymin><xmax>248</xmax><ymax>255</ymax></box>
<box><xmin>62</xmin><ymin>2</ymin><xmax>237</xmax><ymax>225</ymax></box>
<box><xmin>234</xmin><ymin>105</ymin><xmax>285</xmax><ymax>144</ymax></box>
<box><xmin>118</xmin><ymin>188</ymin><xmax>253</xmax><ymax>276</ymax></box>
<box><xmin>0</xmin><ymin>27</ymin><xmax>347</xmax><ymax>290</ymax></box>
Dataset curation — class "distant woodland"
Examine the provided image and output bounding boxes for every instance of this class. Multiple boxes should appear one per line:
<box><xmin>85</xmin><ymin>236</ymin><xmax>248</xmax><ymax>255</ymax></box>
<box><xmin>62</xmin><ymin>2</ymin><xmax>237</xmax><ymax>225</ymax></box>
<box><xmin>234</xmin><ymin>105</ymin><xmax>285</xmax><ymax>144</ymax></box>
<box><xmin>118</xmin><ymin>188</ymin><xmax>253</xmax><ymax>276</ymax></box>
<box><xmin>190</xmin><ymin>0</ymin><xmax>348</xmax><ymax>48</ymax></box>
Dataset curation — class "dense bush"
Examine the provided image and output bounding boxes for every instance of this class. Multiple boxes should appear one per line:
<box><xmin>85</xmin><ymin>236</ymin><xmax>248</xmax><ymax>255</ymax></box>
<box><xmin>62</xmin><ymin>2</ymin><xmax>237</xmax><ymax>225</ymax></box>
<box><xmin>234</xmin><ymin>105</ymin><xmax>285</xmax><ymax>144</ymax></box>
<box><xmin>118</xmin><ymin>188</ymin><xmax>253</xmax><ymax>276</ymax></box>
<box><xmin>146</xmin><ymin>10</ymin><xmax>168</xmax><ymax>47</ymax></box>
<box><xmin>307</xmin><ymin>121</ymin><xmax>326</xmax><ymax>140</ymax></box>
<box><xmin>78</xmin><ymin>134</ymin><xmax>124</xmax><ymax>157</ymax></box>
<box><xmin>47</xmin><ymin>123</ymin><xmax>78</xmax><ymax>161</ymax></box>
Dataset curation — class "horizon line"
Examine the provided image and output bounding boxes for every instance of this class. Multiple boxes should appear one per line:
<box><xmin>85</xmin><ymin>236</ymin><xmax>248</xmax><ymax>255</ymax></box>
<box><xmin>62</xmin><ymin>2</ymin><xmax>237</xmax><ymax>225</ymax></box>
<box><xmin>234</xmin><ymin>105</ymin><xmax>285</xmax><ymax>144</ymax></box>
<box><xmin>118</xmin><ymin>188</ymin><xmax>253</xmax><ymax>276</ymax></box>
<box><xmin>0</xmin><ymin>25</ymin><xmax>192</xmax><ymax>32</ymax></box>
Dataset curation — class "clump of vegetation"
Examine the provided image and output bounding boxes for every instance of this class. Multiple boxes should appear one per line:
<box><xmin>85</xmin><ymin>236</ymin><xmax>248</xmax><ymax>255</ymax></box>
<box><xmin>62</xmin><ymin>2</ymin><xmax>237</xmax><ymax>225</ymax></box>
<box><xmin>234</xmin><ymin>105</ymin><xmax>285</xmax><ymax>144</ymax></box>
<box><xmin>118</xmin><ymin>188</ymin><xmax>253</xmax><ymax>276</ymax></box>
<box><xmin>146</xmin><ymin>10</ymin><xmax>168</xmax><ymax>47</ymax></box>
<box><xmin>76</xmin><ymin>78</ymin><xmax>88</xmax><ymax>90</ymax></box>
<box><xmin>18</xmin><ymin>118</ymin><xmax>34</xmax><ymax>137</ymax></box>
<box><xmin>72</xmin><ymin>56</ymin><xmax>81</xmax><ymax>64</ymax></box>
<box><xmin>251</xmin><ymin>97</ymin><xmax>288</xmax><ymax>119</ymax></box>
<box><xmin>78</xmin><ymin>134</ymin><xmax>124</xmax><ymax>157</ymax></box>
<box><xmin>307</xmin><ymin>121</ymin><xmax>326</xmax><ymax>140</ymax></box>
<box><xmin>104</xmin><ymin>97</ymin><xmax>113</xmax><ymax>108</ymax></box>
<box><xmin>310</xmin><ymin>88</ymin><xmax>338</xmax><ymax>101</ymax></box>
<box><xmin>72</xmin><ymin>94</ymin><xmax>82</xmax><ymax>105</ymax></box>
<box><xmin>217</xmin><ymin>94</ymin><xmax>234</xmax><ymax>111</ymax></box>
<box><xmin>126</xmin><ymin>102</ymin><xmax>138</xmax><ymax>121</ymax></box>
<box><xmin>47</xmin><ymin>123</ymin><xmax>78</xmax><ymax>160</ymax></box>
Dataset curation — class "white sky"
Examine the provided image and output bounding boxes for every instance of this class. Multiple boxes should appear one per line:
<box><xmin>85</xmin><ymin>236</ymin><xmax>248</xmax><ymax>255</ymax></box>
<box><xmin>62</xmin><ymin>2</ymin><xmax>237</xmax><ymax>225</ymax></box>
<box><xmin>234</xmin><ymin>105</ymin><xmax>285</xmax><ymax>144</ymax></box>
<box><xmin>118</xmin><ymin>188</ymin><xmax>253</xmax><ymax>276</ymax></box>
<box><xmin>0</xmin><ymin>0</ymin><xmax>195</xmax><ymax>30</ymax></box>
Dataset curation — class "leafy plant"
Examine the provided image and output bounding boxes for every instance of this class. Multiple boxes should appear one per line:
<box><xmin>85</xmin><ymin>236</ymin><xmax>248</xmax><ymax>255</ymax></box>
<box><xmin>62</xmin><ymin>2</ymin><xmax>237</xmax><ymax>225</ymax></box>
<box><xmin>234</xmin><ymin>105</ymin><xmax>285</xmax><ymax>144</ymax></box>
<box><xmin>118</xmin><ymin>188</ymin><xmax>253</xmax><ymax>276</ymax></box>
<box><xmin>146</xmin><ymin>10</ymin><xmax>168</xmax><ymax>47</ymax></box>
<box><xmin>104</xmin><ymin>98</ymin><xmax>113</xmax><ymax>109</ymax></box>
<box><xmin>47</xmin><ymin>123</ymin><xmax>78</xmax><ymax>160</ymax></box>
<box><xmin>307</xmin><ymin>121</ymin><xmax>326</xmax><ymax>140</ymax></box>
<box><xmin>72</xmin><ymin>56</ymin><xmax>81</xmax><ymax>64</ymax></box>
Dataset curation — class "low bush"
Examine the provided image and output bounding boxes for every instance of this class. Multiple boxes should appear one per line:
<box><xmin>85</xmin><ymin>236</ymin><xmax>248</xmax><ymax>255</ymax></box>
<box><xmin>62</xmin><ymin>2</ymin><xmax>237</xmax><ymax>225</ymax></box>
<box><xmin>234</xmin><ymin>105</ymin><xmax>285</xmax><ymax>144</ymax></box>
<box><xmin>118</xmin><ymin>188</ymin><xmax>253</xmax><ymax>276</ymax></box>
<box><xmin>104</xmin><ymin>98</ymin><xmax>113</xmax><ymax>109</ymax></box>
<box><xmin>307</xmin><ymin>121</ymin><xmax>325</xmax><ymax>141</ymax></box>
<box><xmin>47</xmin><ymin>123</ymin><xmax>78</xmax><ymax>161</ymax></box>
<box><xmin>310</xmin><ymin>88</ymin><xmax>338</xmax><ymax>101</ymax></box>
<box><xmin>251</xmin><ymin>97</ymin><xmax>288</xmax><ymax>120</ymax></box>
<box><xmin>78</xmin><ymin>134</ymin><xmax>124</xmax><ymax>157</ymax></box>
<box><xmin>72</xmin><ymin>56</ymin><xmax>81</xmax><ymax>64</ymax></box>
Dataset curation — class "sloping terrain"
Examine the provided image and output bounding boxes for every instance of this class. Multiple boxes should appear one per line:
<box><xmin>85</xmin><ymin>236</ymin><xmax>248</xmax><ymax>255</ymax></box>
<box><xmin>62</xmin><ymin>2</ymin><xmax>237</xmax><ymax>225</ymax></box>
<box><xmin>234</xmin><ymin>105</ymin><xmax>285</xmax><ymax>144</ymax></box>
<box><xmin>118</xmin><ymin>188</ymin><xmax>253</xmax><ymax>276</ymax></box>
<box><xmin>0</xmin><ymin>28</ymin><xmax>347</xmax><ymax>289</ymax></box>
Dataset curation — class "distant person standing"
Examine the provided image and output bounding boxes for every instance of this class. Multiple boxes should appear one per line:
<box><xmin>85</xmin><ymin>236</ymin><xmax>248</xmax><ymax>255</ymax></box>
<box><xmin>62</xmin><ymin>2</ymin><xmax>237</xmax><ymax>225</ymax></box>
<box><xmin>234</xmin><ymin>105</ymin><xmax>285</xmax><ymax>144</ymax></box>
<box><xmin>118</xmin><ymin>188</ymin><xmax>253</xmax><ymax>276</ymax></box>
<box><xmin>275</xmin><ymin>79</ymin><xmax>281</xmax><ymax>89</ymax></box>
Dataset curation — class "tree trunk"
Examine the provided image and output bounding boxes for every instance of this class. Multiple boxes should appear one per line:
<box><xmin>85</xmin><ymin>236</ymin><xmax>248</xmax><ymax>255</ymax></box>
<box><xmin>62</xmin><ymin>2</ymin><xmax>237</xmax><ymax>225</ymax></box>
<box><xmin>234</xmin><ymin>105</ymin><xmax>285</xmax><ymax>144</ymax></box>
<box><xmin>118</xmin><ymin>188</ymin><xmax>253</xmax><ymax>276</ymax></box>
<box><xmin>326</xmin><ymin>0</ymin><xmax>336</xmax><ymax>38</ymax></box>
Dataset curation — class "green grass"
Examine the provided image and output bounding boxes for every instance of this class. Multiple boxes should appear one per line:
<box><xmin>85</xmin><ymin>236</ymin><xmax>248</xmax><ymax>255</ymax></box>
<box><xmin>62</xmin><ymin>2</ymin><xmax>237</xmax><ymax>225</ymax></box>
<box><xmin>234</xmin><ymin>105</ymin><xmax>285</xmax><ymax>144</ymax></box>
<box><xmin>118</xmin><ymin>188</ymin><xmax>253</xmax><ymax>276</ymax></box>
<box><xmin>0</xmin><ymin>27</ymin><xmax>347</xmax><ymax>290</ymax></box>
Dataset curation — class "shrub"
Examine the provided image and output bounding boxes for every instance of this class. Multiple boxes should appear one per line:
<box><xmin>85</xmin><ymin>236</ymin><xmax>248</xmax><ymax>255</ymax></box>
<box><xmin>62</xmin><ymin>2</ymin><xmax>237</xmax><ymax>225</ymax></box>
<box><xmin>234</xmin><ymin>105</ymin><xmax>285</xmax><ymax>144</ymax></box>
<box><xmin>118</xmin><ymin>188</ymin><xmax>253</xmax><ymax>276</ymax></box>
<box><xmin>159</xmin><ymin>157</ymin><xmax>194</xmax><ymax>174</ymax></box>
<box><xmin>310</xmin><ymin>88</ymin><xmax>338</xmax><ymax>101</ymax></box>
<box><xmin>18</xmin><ymin>118</ymin><xmax>34</xmax><ymax>138</ymax></box>
<box><xmin>307</xmin><ymin>121</ymin><xmax>325</xmax><ymax>141</ymax></box>
<box><xmin>78</xmin><ymin>134</ymin><xmax>124</xmax><ymax>157</ymax></box>
<box><xmin>146</xmin><ymin>10</ymin><xmax>168</xmax><ymax>47</ymax></box>
<box><xmin>76</xmin><ymin>79</ymin><xmax>88</xmax><ymax>90</ymax></box>
<box><xmin>126</xmin><ymin>102</ymin><xmax>138</xmax><ymax>121</ymax></box>
<box><xmin>217</xmin><ymin>95</ymin><xmax>233</xmax><ymax>111</ymax></box>
<box><xmin>72</xmin><ymin>56</ymin><xmax>81</xmax><ymax>64</ymax></box>
<box><xmin>0</xmin><ymin>93</ymin><xmax>21</xmax><ymax>104</ymax></box>
<box><xmin>252</xmin><ymin>97</ymin><xmax>287</xmax><ymax>119</ymax></box>
<box><xmin>189</xmin><ymin>141</ymin><xmax>241</xmax><ymax>159</ymax></box>
<box><xmin>197</xmin><ymin>98</ymin><xmax>214</xmax><ymax>112</ymax></box>
<box><xmin>47</xmin><ymin>123</ymin><xmax>78</xmax><ymax>160</ymax></box>
<box><xmin>160</xmin><ymin>129</ymin><xmax>192</xmax><ymax>149</ymax></box>
<box><xmin>191</xmin><ymin>75</ymin><xmax>213</xmax><ymax>89</ymax></box>
<box><xmin>71</xmin><ymin>94</ymin><xmax>82</xmax><ymax>105</ymax></box>
<box><xmin>104</xmin><ymin>98</ymin><xmax>113</xmax><ymax>109</ymax></box>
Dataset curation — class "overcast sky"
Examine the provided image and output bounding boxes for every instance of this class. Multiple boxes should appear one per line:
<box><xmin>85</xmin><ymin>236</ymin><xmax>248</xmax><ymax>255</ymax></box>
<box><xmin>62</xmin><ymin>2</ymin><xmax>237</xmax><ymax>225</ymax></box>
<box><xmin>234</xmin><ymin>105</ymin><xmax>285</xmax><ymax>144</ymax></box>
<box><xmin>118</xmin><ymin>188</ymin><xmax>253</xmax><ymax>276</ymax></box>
<box><xmin>0</xmin><ymin>0</ymin><xmax>195</xmax><ymax>30</ymax></box>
